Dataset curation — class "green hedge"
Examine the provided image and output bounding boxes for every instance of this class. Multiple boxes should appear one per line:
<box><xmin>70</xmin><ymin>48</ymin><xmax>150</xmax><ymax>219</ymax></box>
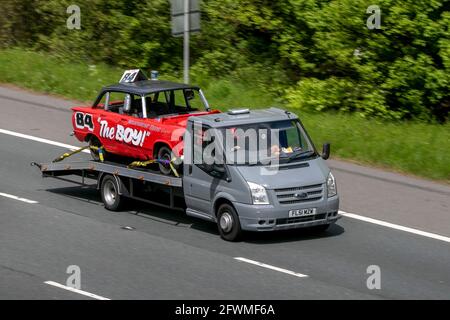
<box><xmin>0</xmin><ymin>0</ymin><xmax>449</xmax><ymax>121</ymax></box>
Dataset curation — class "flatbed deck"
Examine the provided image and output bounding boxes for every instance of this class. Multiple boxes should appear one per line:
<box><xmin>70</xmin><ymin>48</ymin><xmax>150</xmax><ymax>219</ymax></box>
<box><xmin>32</xmin><ymin>160</ymin><xmax>185</xmax><ymax>211</ymax></box>
<box><xmin>34</xmin><ymin>160</ymin><xmax>182</xmax><ymax>187</ymax></box>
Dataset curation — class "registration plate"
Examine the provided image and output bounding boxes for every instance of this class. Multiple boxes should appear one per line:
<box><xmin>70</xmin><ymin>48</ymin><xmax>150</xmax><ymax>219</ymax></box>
<box><xmin>289</xmin><ymin>208</ymin><xmax>316</xmax><ymax>218</ymax></box>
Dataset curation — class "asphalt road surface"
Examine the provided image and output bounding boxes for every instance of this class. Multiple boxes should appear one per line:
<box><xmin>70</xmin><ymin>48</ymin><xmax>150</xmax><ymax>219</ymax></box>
<box><xmin>0</xmin><ymin>85</ymin><xmax>449</xmax><ymax>299</ymax></box>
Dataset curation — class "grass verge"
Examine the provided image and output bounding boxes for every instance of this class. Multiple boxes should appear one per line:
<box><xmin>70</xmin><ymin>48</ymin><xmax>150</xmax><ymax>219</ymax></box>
<box><xmin>0</xmin><ymin>48</ymin><xmax>448</xmax><ymax>183</ymax></box>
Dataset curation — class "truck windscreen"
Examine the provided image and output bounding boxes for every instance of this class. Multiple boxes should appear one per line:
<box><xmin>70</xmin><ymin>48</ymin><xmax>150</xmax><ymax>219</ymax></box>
<box><xmin>221</xmin><ymin>120</ymin><xmax>317</xmax><ymax>166</ymax></box>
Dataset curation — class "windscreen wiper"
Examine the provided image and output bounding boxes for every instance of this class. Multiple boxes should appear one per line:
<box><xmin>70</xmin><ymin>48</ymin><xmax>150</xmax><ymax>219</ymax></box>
<box><xmin>286</xmin><ymin>150</ymin><xmax>316</xmax><ymax>162</ymax></box>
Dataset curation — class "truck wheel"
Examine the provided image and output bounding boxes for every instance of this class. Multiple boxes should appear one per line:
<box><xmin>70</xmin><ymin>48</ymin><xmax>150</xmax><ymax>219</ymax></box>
<box><xmin>157</xmin><ymin>146</ymin><xmax>174</xmax><ymax>176</ymax></box>
<box><xmin>89</xmin><ymin>136</ymin><xmax>104</xmax><ymax>161</ymax></box>
<box><xmin>100</xmin><ymin>175</ymin><xmax>123</xmax><ymax>211</ymax></box>
<box><xmin>217</xmin><ymin>203</ymin><xmax>242</xmax><ymax>241</ymax></box>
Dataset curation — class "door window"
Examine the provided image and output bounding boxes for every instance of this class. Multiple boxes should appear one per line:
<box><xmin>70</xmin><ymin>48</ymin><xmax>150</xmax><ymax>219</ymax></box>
<box><xmin>193</xmin><ymin>125</ymin><xmax>225</xmax><ymax>178</ymax></box>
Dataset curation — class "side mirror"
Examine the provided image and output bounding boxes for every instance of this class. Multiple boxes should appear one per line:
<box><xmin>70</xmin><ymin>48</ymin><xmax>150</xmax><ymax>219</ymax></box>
<box><xmin>123</xmin><ymin>94</ymin><xmax>132</xmax><ymax>112</ymax></box>
<box><xmin>212</xmin><ymin>164</ymin><xmax>225</xmax><ymax>174</ymax></box>
<box><xmin>322</xmin><ymin>143</ymin><xmax>330</xmax><ymax>160</ymax></box>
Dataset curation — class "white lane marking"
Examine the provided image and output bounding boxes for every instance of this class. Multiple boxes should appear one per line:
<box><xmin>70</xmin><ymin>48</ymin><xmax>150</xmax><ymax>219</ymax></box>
<box><xmin>234</xmin><ymin>257</ymin><xmax>308</xmax><ymax>278</ymax></box>
<box><xmin>44</xmin><ymin>281</ymin><xmax>110</xmax><ymax>300</ymax></box>
<box><xmin>340</xmin><ymin>211</ymin><xmax>450</xmax><ymax>244</ymax></box>
<box><xmin>0</xmin><ymin>192</ymin><xmax>38</xmax><ymax>204</ymax></box>
<box><xmin>0</xmin><ymin>128</ymin><xmax>89</xmax><ymax>153</ymax></box>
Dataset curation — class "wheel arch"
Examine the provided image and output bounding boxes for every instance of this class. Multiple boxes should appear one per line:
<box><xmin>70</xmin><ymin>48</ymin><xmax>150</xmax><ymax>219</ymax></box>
<box><xmin>213</xmin><ymin>197</ymin><xmax>237</xmax><ymax>218</ymax></box>
<box><xmin>153</xmin><ymin>141</ymin><xmax>171</xmax><ymax>158</ymax></box>
<box><xmin>97</xmin><ymin>173</ymin><xmax>123</xmax><ymax>195</ymax></box>
<box><xmin>84</xmin><ymin>133</ymin><xmax>94</xmax><ymax>143</ymax></box>
<box><xmin>84</xmin><ymin>133</ymin><xmax>103</xmax><ymax>145</ymax></box>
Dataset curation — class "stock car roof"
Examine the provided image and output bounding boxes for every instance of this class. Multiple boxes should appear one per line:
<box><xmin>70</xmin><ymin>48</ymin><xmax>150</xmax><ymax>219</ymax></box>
<box><xmin>102</xmin><ymin>80</ymin><xmax>200</xmax><ymax>96</ymax></box>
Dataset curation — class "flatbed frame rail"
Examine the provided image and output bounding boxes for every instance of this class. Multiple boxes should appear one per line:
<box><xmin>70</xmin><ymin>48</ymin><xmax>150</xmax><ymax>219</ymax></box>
<box><xmin>32</xmin><ymin>160</ymin><xmax>184</xmax><ymax>210</ymax></box>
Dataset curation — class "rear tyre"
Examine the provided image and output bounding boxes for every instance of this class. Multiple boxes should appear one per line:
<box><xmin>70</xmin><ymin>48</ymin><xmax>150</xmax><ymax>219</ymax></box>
<box><xmin>217</xmin><ymin>203</ymin><xmax>242</xmax><ymax>241</ymax></box>
<box><xmin>89</xmin><ymin>136</ymin><xmax>104</xmax><ymax>161</ymax></box>
<box><xmin>157</xmin><ymin>146</ymin><xmax>175</xmax><ymax>176</ymax></box>
<box><xmin>100</xmin><ymin>175</ymin><xmax>124</xmax><ymax>211</ymax></box>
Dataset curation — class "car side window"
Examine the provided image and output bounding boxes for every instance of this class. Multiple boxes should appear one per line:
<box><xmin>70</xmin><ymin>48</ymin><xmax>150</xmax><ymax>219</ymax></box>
<box><xmin>98</xmin><ymin>92</ymin><xmax>142</xmax><ymax>117</ymax></box>
<box><xmin>104</xmin><ymin>92</ymin><xmax>128</xmax><ymax>114</ymax></box>
<box><xmin>146</xmin><ymin>91</ymin><xmax>170</xmax><ymax>116</ymax></box>
<box><xmin>144</xmin><ymin>90</ymin><xmax>200</xmax><ymax>117</ymax></box>
<box><xmin>184</xmin><ymin>89</ymin><xmax>201</xmax><ymax>110</ymax></box>
<box><xmin>94</xmin><ymin>92</ymin><xmax>109</xmax><ymax>109</ymax></box>
<box><xmin>128</xmin><ymin>95</ymin><xmax>144</xmax><ymax>118</ymax></box>
<box><xmin>173</xmin><ymin>90</ymin><xmax>188</xmax><ymax>112</ymax></box>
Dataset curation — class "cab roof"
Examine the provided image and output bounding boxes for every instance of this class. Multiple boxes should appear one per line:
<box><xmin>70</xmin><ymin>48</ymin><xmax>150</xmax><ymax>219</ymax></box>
<box><xmin>190</xmin><ymin>108</ymin><xmax>299</xmax><ymax>128</ymax></box>
<box><xmin>102</xmin><ymin>80</ymin><xmax>200</xmax><ymax>96</ymax></box>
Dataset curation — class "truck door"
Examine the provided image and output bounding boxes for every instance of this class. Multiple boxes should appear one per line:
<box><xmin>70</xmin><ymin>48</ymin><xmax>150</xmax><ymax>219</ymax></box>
<box><xmin>183</xmin><ymin>123</ymin><xmax>223</xmax><ymax>216</ymax></box>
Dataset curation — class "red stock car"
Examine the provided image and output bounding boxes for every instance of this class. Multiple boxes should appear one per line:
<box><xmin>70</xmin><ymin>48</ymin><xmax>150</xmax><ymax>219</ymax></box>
<box><xmin>72</xmin><ymin>78</ymin><xmax>219</xmax><ymax>174</ymax></box>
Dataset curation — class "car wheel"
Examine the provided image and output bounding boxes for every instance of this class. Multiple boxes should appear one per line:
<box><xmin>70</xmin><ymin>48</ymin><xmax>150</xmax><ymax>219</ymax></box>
<box><xmin>217</xmin><ymin>203</ymin><xmax>242</xmax><ymax>241</ymax></box>
<box><xmin>157</xmin><ymin>146</ymin><xmax>174</xmax><ymax>175</ymax></box>
<box><xmin>100</xmin><ymin>175</ymin><xmax>124</xmax><ymax>211</ymax></box>
<box><xmin>89</xmin><ymin>136</ymin><xmax>104</xmax><ymax>161</ymax></box>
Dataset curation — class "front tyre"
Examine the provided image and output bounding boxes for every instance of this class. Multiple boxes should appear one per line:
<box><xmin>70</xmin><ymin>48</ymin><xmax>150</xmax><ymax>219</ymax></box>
<box><xmin>217</xmin><ymin>203</ymin><xmax>242</xmax><ymax>241</ymax></box>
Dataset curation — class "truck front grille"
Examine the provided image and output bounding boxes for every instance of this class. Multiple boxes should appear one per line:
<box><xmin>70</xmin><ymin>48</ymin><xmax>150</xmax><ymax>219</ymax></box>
<box><xmin>274</xmin><ymin>183</ymin><xmax>324</xmax><ymax>205</ymax></box>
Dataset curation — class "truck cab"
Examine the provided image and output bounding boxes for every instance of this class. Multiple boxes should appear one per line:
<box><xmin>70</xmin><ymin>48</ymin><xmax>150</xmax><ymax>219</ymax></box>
<box><xmin>183</xmin><ymin>108</ymin><xmax>340</xmax><ymax>240</ymax></box>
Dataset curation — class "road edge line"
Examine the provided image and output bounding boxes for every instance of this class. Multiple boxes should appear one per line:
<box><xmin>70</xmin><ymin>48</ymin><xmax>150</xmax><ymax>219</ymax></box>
<box><xmin>0</xmin><ymin>128</ymin><xmax>89</xmax><ymax>153</ymax></box>
<box><xmin>340</xmin><ymin>211</ymin><xmax>450</xmax><ymax>243</ymax></box>
<box><xmin>44</xmin><ymin>281</ymin><xmax>110</xmax><ymax>300</ymax></box>
<box><xmin>0</xmin><ymin>192</ymin><xmax>38</xmax><ymax>204</ymax></box>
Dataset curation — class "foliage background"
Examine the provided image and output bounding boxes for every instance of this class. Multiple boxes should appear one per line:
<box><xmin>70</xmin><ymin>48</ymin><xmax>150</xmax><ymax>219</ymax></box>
<box><xmin>1</xmin><ymin>0</ymin><xmax>449</xmax><ymax>122</ymax></box>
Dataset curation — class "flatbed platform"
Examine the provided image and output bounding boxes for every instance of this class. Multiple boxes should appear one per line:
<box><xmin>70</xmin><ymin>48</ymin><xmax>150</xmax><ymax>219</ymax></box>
<box><xmin>33</xmin><ymin>160</ymin><xmax>182</xmax><ymax>187</ymax></box>
<box><xmin>32</xmin><ymin>159</ymin><xmax>185</xmax><ymax>211</ymax></box>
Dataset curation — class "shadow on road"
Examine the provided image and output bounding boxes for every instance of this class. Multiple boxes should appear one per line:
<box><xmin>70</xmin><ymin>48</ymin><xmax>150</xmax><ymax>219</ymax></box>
<box><xmin>242</xmin><ymin>223</ymin><xmax>345</xmax><ymax>244</ymax></box>
<box><xmin>44</xmin><ymin>185</ymin><xmax>103</xmax><ymax>205</ymax></box>
<box><xmin>46</xmin><ymin>185</ymin><xmax>345</xmax><ymax>243</ymax></box>
<box><xmin>45</xmin><ymin>185</ymin><xmax>219</xmax><ymax>233</ymax></box>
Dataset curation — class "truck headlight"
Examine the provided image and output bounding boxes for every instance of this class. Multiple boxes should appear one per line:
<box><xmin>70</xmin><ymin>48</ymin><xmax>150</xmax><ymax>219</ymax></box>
<box><xmin>327</xmin><ymin>172</ymin><xmax>337</xmax><ymax>197</ymax></box>
<box><xmin>247</xmin><ymin>182</ymin><xmax>269</xmax><ymax>205</ymax></box>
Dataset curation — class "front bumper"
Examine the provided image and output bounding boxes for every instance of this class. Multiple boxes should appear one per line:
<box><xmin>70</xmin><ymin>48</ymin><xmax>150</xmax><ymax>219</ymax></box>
<box><xmin>234</xmin><ymin>195</ymin><xmax>340</xmax><ymax>231</ymax></box>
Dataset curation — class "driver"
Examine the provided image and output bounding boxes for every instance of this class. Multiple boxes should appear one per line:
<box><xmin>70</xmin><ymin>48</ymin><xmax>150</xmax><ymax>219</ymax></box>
<box><xmin>271</xmin><ymin>144</ymin><xmax>281</xmax><ymax>156</ymax></box>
